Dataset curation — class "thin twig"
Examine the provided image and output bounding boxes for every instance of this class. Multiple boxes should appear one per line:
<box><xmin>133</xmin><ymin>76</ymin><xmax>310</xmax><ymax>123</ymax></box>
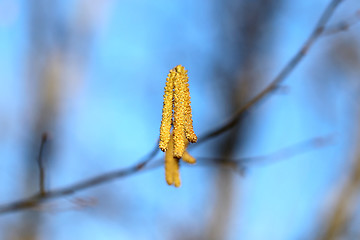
<box><xmin>196</xmin><ymin>0</ymin><xmax>344</xmax><ymax>145</ymax></box>
<box><xmin>0</xmin><ymin>139</ymin><xmax>160</xmax><ymax>214</ymax></box>
<box><xmin>195</xmin><ymin>135</ymin><xmax>334</xmax><ymax>172</ymax></box>
<box><xmin>0</xmin><ymin>161</ymin><xmax>162</xmax><ymax>215</ymax></box>
<box><xmin>135</xmin><ymin>138</ymin><xmax>160</xmax><ymax>170</ymax></box>
<box><xmin>0</xmin><ymin>135</ymin><xmax>332</xmax><ymax>215</ymax></box>
<box><xmin>37</xmin><ymin>133</ymin><xmax>48</xmax><ymax>196</ymax></box>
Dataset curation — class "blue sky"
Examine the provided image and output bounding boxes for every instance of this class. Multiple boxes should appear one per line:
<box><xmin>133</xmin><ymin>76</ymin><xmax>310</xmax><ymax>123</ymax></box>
<box><xmin>0</xmin><ymin>0</ymin><xmax>359</xmax><ymax>239</ymax></box>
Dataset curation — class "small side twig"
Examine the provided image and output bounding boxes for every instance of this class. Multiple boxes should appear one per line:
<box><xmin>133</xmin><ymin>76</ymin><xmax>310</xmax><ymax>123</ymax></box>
<box><xmin>37</xmin><ymin>133</ymin><xmax>48</xmax><ymax>197</ymax></box>
<box><xmin>0</xmin><ymin>160</ymin><xmax>162</xmax><ymax>214</ymax></box>
<box><xmin>322</xmin><ymin>9</ymin><xmax>360</xmax><ymax>36</ymax></box>
<box><xmin>0</xmin><ymin>139</ymin><xmax>161</xmax><ymax>215</ymax></box>
<box><xmin>135</xmin><ymin>138</ymin><xmax>160</xmax><ymax>170</ymax></box>
<box><xmin>195</xmin><ymin>135</ymin><xmax>334</xmax><ymax>174</ymax></box>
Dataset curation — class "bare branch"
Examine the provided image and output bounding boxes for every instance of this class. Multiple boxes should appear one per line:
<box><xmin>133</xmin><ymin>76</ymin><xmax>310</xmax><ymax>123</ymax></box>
<box><xmin>196</xmin><ymin>0</ymin><xmax>344</xmax><ymax>145</ymax></box>
<box><xmin>37</xmin><ymin>133</ymin><xmax>48</xmax><ymax>196</ymax></box>
<box><xmin>0</xmin><ymin>139</ymin><xmax>160</xmax><ymax>214</ymax></box>
<box><xmin>0</xmin><ymin>134</ymin><xmax>332</xmax><ymax>215</ymax></box>
<box><xmin>0</xmin><ymin>160</ymin><xmax>162</xmax><ymax>215</ymax></box>
<box><xmin>195</xmin><ymin>134</ymin><xmax>334</xmax><ymax>172</ymax></box>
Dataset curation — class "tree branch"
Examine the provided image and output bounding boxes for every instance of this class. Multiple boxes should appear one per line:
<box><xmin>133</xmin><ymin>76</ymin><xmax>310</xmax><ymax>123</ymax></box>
<box><xmin>196</xmin><ymin>134</ymin><xmax>334</xmax><ymax>169</ymax></box>
<box><xmin>0</xmin><ymin>134</ymin><xmax>333</xmax><ymax>215</ymax></box>
<box><xmin>0</xmin><ymin>160</ymin><xmax>162</xmax><ymax>215</ymax></box>
<box><xmin>196</xmin><ymin>0</ymin><xmax>344</xmax><ymax>145</ymax></box>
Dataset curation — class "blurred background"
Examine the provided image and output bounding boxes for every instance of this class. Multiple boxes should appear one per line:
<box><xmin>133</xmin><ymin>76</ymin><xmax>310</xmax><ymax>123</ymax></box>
<box><xmin>0</xmin><ymin>0</ymin><xmax>360</xmax><ymax>239</ymax></box>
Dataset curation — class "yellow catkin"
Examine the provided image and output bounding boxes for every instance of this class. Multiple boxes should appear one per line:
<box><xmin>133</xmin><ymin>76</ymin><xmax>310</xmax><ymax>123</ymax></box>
<box><xmin>180</xmin><ymin>135</ymin><xmax>196</xmax><ymax>164</ymax></box>
<box><xmin>159</xmin><ymin>70</ymin><xmax>176</xmax><ymax>151</ymax></box>
<box><xmin>182</xmin><ymin>151</ymin><xmax>196</xmax><ymax>164</ymax></box>
<box><xmin>182</xmin><ymin>68</ymin><xmax>197</xmax><ymax>143</ymax></box>
<box><xmin>173</xmin><ymin>158</ymin><xmax>181</xmax><ymax>187</ymax></box>
<box><xmin>173</xmin><ymin>66</ymin><xmax>186</xmax><ymax>158</ymax></box>
<box><xmin>160</xmin><ymin>65</ymin><xmax>197</xmax><ymax>187</ymax></box>
<box><xmin>165</xmin><ymin>134</ymin><xmax>175</xmax><ymax>185</ymax></box>
<box><xmin>164</xmin><ymin>134</ymin><xmax>181</xmax><ymax>187</ymax></box>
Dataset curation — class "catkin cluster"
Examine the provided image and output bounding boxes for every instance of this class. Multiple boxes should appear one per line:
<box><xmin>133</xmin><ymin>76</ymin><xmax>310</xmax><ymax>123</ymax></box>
<box><xmin>159</xmin><ymin>65</ymin><xmax>197</xmax><ymax>187</ymax></box>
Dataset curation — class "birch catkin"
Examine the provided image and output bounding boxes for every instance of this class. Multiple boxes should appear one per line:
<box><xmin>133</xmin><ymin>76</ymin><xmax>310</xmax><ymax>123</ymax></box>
<box><xmin>173</xmin><ymin>67</ymin><xmax>186</xmax><ymax>158</ymax></box>
<box><xmin>159</xmin><ymin>65</ymin><xmax>197</xmax><ymax>187</ymax></box>
<box><xmin>182</xmin><ymin>69</ymin><xmax>197</xmax><ymax>143</ymax></box>
<box><xmin>159</xmin><ymin>70</ymin><xmax>175</xmax><ymax>151</ymax></box>
<box><xmin>165</xmin><ymin>134</ymin><xmax>176</xmax><ymax>185</ymax></box>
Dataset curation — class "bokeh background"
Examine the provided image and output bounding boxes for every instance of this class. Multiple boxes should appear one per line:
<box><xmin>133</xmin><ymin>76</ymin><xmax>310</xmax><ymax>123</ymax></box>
<box><xmin>0</xmin><ymin>0</ymin><xmax>360</xmax><ymax>239</ymax></box>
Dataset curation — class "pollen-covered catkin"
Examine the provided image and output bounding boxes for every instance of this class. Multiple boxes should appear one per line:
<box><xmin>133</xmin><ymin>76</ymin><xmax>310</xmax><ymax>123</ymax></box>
<box><xmin>173</xmin><ymin>158</ymin><xmax>181</xmax><ymax>187</ymax></box>
<box><xmin>182</xmin><ymin>70</ymin><xmax>197</xmax><ymax>143</ymax></box>
<box><xmin>182</xmin><ymin>151</ymin><xmax>196</xmax><ymax>164</ymax></box>
<box><xmin>164</xmin><ymin>134</ymin><xmax>175</xmax><ymax>185</ymax></box>
<box><xmin>180</xmin><ymin>136</ymin><xmax>196</xmax><ymax>164</ymax></box>
<box><xmin>159</xmin><ymin>70</ymin><xmax>175</xmax><ymax>151</ymax></box>
<box><xmin>159</xmin><ymin>65</ymin><xmax>197</xmax><ymax>187</ymax></box>
<box><xmin>173</xmin><ymin>67</ymin><xmax>186</xmax><ymax>158</ymax></box>
<box><xmin>164</xmin><ymin>134</ymin><xmax>181</xmax><ymax>187</ymax></box>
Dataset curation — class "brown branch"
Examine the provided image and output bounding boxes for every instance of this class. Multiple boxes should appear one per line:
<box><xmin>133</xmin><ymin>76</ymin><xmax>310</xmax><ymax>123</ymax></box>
<box><xmin>0</xmin><ymin>160</ymin><xmax>162</xmax><ymax>215</ymax></box>
<box><xmin>196</xmin><ymin>0</ymin><xmax>344</xmax><ymax>145</ymax></box>
<box><xmin>0</xmin><ymin>0</ymin><xmax>345</xmax><ymax>216</ymax></box>
<box><xmin>0</xmin><ymin>134</ymin><xmax>332</xmax><ymax>215</ymax></box>
<box><xmin>0</xmin><ymin>139</ymin><xmax>160</xmax><ymax>214</ymax></box>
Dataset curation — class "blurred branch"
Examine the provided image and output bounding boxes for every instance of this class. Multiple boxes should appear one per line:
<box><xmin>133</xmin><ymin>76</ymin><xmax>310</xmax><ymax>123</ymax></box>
<box><xmin>0</xmin><ymin>134</ymin><xmax>332</xmax><ymax>215</ymax></box>
<box><xmin>0</xmin><ymin>139</ymin><xmax>159</xmax><ymax>215</ymax></box>
<box><xmin>0</xmin><ymin>159</ymin><xmax>161</xmax><ymax>215</ymax></box>
<box><xmin>196</xmin><ymin>134</ymin><xmax>334</xmax><ymax>171</ymax></box>
<box><xmin>316</xmin><ymin>152</ymin><xmax>360</xmax><ymax>240</ymax></box>
<box><xmin>196</xmin><ymin>0</ymin><xmax>344</xmax><ymax>145</ymax></box>
<box><xmin>37</xmin><ymin>133</ymin><xmax>48</xmax><ymax>197</ymax></box>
